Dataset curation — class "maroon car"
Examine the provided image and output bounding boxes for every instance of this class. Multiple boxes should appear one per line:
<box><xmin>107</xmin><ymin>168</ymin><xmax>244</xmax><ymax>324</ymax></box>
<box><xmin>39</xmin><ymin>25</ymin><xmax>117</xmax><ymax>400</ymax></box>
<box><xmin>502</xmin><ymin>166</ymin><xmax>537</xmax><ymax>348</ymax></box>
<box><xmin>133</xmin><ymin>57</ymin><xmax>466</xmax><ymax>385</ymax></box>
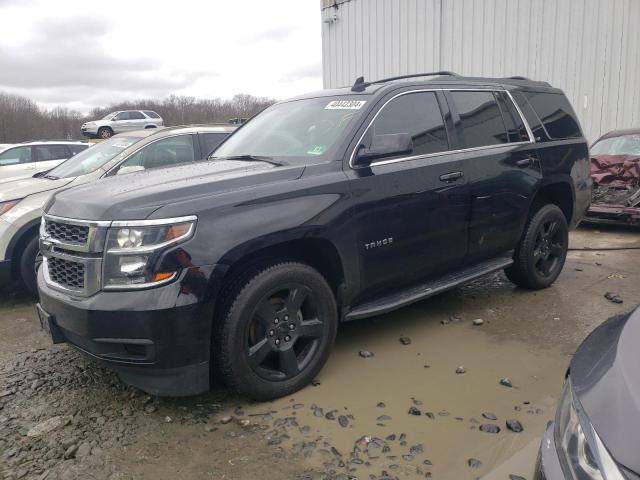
<box><xmin>585</xmin><ymin>129</ymin><xmax>640</xmax><ymax>226</ymax></box>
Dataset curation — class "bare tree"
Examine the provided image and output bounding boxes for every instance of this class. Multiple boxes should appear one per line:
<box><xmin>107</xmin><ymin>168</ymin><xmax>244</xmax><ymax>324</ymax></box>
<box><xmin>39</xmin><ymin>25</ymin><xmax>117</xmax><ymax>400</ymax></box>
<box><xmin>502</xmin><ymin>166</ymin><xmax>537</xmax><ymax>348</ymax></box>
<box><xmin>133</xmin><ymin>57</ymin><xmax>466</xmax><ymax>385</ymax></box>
<box><xmin>0</xmin><ymin>91</ymin><xmax>276</xmax><ymax>143</ymax></box>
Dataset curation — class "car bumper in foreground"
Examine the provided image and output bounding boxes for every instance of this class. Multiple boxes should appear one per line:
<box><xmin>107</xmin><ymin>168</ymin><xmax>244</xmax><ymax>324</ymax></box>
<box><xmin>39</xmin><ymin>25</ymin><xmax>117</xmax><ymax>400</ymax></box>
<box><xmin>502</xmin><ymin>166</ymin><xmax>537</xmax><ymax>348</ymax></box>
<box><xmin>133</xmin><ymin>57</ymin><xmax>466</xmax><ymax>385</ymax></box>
<box><xmin>36</xmin><ymin>267</ymin><xmax>217</xmax><ymax>396</ymax></box>
<box><xmin>534</xmin><ymin>422</ymin><xmax>564</xmax><ymax>480</ymax></box>
<box><xmin>584</xmin><ymin>204</ymin><xmax>640</xmax><ymax>226</ymax></box>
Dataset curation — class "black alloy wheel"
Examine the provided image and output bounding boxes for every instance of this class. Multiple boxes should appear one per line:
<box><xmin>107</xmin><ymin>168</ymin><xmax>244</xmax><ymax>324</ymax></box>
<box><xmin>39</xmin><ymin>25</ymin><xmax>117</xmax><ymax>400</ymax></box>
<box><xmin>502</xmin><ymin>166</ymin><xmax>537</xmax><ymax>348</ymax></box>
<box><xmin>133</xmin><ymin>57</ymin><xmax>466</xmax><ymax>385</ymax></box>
<box><xmin>246</xmin><ymin>284</ymin><xmax>324</xmax><ymax>381</ymax></box>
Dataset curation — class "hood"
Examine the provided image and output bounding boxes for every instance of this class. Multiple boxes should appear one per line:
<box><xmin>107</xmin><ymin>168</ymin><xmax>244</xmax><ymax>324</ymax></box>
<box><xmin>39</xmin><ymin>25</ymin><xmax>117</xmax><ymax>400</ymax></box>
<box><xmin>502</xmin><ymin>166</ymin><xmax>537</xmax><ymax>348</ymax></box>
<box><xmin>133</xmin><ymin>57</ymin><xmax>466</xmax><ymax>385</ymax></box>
<box><xmin>571</xmin><ymin>307</ymin><xmax>640</xmax><ymax>474</ymax></box>
<box><xmin>47</xmin><ymin>160</ymin><xmax>305</xmax><ymax>221</ymax></box>
<box><xmin>590</xmin><ymin>154</ymin><xmax>640</xmax><ymax>187</ymax></box>
<box><xmin>0</xmin><ymin>175</ymin><xmax>74</xmax><ymax>203</ymax></box>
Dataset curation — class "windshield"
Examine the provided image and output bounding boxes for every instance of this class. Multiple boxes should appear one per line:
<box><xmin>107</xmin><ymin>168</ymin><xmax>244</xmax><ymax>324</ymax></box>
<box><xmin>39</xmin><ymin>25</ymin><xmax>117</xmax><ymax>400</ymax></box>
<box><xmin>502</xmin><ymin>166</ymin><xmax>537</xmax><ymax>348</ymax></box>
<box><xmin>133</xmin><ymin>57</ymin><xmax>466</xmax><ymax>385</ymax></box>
<box><xmin>592</xmin><ymin>134</ymin><xmax>640</xmax><ymax>156</ymax></box>
<box><xmin>212</xmin><ymin>97</ymin><xmax>368</xmax><ymax>163</ymax></box>
<box><xmin>101</xmin><ymin>112</ymin><xmax>117</xmax><ymax>120</ymax></box>
<box><xmin>47</xmin><ymin>136</ymin><xmax>140</xmax><ymax>178</ymax></box>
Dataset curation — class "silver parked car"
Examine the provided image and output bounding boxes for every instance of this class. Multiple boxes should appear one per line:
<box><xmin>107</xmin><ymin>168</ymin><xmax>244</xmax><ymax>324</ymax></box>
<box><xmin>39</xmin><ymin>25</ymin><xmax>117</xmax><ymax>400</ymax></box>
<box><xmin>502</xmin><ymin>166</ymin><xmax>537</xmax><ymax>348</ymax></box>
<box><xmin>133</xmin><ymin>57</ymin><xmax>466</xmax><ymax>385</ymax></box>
<box><xmin>81</xmin><ymin>110</ymin><xmax>164</xmax><ymax>139</ymax></box>
<box><xmin>0</xmin><ymin>141</ymin><xmax>90</xmax><ymax>182</ymax></box>
<box><xmin>0</xmin><ymin>124</ymin><xmax>236</xmax><ymax>294</ymax></box>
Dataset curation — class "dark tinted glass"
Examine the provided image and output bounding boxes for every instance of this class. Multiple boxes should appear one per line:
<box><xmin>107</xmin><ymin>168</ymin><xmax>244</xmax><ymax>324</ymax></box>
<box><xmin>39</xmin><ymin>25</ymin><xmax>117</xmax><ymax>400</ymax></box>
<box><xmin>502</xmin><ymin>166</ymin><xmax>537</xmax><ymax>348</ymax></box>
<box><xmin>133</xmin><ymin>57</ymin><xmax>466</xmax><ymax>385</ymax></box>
<box><xmin>35</xmin><ymin>145</ymin><xmax>70</xmax><ymax>161</ymax></box>
<box><xmin>524</xmin><ymin>92</ymin><xmax>582</xmax><ymax>140</ymax></box>
<box><xmin>372</xmin><ymin>92</ymin><xmax>448</xmax><ymax>157</ymax></box>
<box><xmin>496</xmin><ymin>92</ymin><xmax>529</xmax><ymax>142</ymax></box>
<box><xmin>128</xmin><ymin>111</ymin><xmax>145</xmax><ymax>120</ymax></box>
<box><xmin>202</xmin><ymin>133</ymin><xmax>230</xmax><ymax>155</ymax></box>
<box><xmin>450</xmin><ymin>91</ymin><xmax>509</xmax><ymax>148</ymax></box>
<box><xmin>143</xmin><ymin>111</ymin><xmax>160</xmax><ymax>119</ymax></box>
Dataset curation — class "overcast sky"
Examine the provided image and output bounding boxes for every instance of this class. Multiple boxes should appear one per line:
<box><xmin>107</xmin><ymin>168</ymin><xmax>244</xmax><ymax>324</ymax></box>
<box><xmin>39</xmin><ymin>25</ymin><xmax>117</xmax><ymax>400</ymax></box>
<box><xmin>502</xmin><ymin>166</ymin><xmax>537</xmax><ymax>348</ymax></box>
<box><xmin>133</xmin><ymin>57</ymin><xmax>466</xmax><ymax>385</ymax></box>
<box><xmin>0</xmin><ymin>0</ymin><xmax>323</xmax><ymax>113</ymax></box>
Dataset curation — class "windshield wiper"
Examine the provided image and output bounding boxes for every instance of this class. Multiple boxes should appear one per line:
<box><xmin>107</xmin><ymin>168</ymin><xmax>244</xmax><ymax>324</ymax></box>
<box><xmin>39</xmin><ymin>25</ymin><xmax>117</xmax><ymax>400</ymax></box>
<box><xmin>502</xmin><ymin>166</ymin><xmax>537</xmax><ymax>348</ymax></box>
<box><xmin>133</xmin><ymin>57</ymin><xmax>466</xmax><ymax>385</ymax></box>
<box><xmin>44</xmin><ymin>174</ymin><xmax>60</xmax><ymax>180</ymax></box>
<box><xmin>212</xmin><ymin>154</ymin><xmax>285</xmax><ymax>166</ymax></box>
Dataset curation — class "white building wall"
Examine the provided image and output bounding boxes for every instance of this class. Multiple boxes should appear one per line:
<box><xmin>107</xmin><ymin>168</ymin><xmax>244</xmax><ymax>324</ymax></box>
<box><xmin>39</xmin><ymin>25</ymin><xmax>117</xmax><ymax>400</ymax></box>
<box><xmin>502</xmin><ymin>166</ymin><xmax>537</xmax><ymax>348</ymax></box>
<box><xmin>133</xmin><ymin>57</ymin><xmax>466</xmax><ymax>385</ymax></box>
<box><xmin>321</xmin><ymin>0</ymin><xmax>640</xmax><ymax>142</ymax></box>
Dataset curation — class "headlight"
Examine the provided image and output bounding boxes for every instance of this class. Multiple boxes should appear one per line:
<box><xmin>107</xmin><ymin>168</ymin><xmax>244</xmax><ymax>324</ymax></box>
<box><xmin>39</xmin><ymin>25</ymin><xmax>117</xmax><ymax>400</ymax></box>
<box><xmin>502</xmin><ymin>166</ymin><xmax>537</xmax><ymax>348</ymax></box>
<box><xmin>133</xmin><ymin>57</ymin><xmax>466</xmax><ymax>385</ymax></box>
<box><xmin>0</xmin><ymin>199</ymin><xmax>21</xmax><ymax>217</ymax></box>
<box><xmin>102</xmin><ymin>216</ymin><xmax>196</xmax><ymax>289</ymax></box>
<box><xmin>555</xmin><ymin>379</ymin><xmax>625</xmax><ymax>480</ymax></box>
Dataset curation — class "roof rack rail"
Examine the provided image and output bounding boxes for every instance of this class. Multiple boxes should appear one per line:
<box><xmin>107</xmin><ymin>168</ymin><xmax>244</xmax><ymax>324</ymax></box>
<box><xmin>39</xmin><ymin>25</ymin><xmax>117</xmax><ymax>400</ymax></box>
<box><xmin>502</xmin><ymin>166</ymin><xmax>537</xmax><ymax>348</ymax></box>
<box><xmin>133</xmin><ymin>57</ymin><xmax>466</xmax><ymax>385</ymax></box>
<box><xmin>352</xmin><ymin>71</ymin><xmax>460</xmax><ymax>92</ymax></box>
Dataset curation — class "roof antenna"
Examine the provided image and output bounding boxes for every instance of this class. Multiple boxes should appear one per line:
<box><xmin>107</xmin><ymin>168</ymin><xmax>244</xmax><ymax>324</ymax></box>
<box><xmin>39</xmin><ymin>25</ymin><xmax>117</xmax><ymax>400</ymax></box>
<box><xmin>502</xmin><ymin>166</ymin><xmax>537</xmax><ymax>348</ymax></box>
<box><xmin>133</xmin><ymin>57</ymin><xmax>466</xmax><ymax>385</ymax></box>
<box><xmin>351</xmin><ymin>76</ymin><xmax>368</xmax><ymax>92</ymax></box>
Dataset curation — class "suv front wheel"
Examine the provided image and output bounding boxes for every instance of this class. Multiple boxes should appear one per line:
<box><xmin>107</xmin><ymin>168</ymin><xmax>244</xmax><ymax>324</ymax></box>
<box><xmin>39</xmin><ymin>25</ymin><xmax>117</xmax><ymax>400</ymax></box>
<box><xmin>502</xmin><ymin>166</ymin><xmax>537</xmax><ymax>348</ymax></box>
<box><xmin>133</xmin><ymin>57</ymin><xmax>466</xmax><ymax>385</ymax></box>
<box><xmin>214</xmin><ymin>262</ymin><xmax>338</xmax><ymax>400</ymax></box>
<box><xmin>505</xmin><ymin>204</ymin><xmax>569</xmax><ymax>289</ymax></box>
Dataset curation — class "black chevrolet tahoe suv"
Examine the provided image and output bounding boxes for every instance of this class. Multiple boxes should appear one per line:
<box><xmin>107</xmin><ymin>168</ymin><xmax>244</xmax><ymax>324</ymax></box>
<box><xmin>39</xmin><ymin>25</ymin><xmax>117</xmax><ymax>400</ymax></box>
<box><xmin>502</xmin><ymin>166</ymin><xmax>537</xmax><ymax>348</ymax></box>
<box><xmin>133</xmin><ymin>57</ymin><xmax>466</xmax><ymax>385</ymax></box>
<box><xmin>36</xmin><ymin>72</ymin><xmax>592</xmax><ymax>400</ymax></box>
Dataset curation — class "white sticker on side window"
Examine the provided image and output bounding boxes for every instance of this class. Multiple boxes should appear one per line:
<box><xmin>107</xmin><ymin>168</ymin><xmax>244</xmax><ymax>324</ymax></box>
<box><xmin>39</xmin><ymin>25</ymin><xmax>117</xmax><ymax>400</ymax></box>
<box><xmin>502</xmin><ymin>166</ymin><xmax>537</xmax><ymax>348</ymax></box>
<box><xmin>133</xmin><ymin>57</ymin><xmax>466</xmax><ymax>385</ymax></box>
<box><xmin>324</xmin><ymin>100</ymin><xmax>367</xmax><ymax>110</ymax></box>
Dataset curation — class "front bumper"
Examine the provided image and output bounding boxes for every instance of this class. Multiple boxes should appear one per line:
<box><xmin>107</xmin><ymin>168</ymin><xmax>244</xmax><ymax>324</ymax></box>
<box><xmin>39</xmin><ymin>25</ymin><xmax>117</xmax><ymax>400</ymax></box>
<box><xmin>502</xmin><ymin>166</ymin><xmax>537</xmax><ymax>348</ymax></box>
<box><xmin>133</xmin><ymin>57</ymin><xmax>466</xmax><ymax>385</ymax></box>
<box><xmin>583</xmin><ymin>204</ymin><xmax>640</xmax><ymax>226</ymax></box>
<box><xmin>80</xmin><ymin>125</ymin><xmax>99</xmax><ymax>137</ymax></box>
<box><xmin>535</xmin><ymin>422</ymin><xmax>564</xmax><ymax>480</ymax></box>
<box><xmin>36</xmin><ymin>266</ymin><xmax>218</xmax><ymax>396</ymax></box>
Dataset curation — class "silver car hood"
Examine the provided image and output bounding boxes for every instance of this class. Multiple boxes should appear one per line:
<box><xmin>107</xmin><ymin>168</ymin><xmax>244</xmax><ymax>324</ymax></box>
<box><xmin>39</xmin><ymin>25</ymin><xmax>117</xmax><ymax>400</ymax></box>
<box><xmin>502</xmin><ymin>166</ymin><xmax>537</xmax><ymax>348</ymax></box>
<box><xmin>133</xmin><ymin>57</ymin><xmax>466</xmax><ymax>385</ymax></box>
<box><xmin>0</xmin><ymin>176</ymin><xmax>74</xmax><ymax>202</ymax></box>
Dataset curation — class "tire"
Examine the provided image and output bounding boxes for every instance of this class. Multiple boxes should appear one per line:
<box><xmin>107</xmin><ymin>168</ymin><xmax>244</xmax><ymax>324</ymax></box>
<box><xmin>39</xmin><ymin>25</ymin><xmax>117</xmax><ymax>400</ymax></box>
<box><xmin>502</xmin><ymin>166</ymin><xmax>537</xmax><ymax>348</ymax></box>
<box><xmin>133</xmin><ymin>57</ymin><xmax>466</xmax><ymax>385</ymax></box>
<box><xmin>505</xmin><ymin>204</ymin><xmax>569</xmax><ymax>290</ymax></box>
<box><xmin>19</xmin><ymin>235</ymin><xmax>41</xmax><ymax>296</ymax></box>
<box><xmin>213</xmin><ymin>262</ymin><xmax>338</xmax><ymax>400</ymax></box>
<box><xmin>97</xmin><ymin>127</ymin><xmax>113</xmax><ymax>139</ymax></box>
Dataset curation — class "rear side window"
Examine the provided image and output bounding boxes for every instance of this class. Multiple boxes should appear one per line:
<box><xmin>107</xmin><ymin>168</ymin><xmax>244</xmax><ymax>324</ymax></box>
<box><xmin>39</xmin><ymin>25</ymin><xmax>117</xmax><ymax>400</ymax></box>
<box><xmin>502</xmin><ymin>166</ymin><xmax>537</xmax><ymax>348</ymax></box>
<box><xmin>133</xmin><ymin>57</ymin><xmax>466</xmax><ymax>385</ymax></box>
<box><xmin>143</xmin><ymin>111</ymin><xmax>161</xmax><ymax>119</ymax></box>
<box><xmin>449</xmin><ymin>91</ymin><xmax>509</xmax><ymax>149</ymax></box>
<box><xmin>202</xmin><ymin>132</ymin><xmax>230</xmax><ymax>155</ymax></box>
<box><xmin>35</xmin><ymin>145</ymin><xmax>70</xmax><ymax>161</ymax></box>
<box><xmin>524</xmin><ymin>92</ymin><xmax>582</xmax><ymax>140</ymax></box>
<box><xmin>68</xmin><ymin>144</ymin><xmax>89</xmax><ymax>155</ymax></box>
<box><xmin>371</xmin><ymin>91</ymin><xmax>449</xmax><ymax>158</ymax></box>
<box><xmin>128</xmin><ymin>111</ymin><xmax>145</xmax><ymax>120</ymax></box>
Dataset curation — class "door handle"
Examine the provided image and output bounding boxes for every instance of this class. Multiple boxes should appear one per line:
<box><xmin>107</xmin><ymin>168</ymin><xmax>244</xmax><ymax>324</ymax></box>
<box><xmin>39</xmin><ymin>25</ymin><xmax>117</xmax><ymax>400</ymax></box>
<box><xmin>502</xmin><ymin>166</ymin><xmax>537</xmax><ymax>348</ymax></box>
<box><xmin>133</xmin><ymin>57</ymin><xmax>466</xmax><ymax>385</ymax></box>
<box><xmin>439</xmin><ymin>171</ymin><xmax>464</xmax><ymax>182</ymax></box>
<box><xmin>516</xmin><ymin>157</ymin><xmax>534</xmax><ymax>168</ymax></box>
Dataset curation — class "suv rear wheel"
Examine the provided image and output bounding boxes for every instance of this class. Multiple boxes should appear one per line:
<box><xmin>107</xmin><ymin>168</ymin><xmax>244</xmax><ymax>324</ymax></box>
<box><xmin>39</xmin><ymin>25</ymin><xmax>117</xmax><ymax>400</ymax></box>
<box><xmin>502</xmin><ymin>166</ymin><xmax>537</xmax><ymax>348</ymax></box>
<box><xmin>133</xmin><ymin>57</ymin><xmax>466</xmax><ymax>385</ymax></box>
<box><xmin>97</xmin><ymin>127</ymin><xmax>113</xmax><ymax>139</ymax></box>
<box><xmin>505</xmin><ymin>204</ymin><xmax>569</xmax><ymax>289</ymax></box>
<box><xmin>214</xmin><ymin>262</ymin><xmax>337</xmax><ymax>400</ymax></box>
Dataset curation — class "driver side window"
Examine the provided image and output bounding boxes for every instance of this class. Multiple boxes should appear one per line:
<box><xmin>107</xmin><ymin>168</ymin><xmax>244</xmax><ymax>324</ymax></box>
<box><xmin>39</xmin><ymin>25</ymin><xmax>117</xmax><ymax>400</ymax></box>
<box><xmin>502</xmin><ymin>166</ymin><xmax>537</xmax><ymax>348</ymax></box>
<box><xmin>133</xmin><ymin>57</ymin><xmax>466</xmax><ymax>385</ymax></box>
<box><xmin>369</xmin><ymin>92</ymin><xmax>449</xmax><ymax>160</ymax></box>
<box><xmin>118</xmin><ymin>135</ymin><xmax>196</xmax><ymax>173</ymax></box>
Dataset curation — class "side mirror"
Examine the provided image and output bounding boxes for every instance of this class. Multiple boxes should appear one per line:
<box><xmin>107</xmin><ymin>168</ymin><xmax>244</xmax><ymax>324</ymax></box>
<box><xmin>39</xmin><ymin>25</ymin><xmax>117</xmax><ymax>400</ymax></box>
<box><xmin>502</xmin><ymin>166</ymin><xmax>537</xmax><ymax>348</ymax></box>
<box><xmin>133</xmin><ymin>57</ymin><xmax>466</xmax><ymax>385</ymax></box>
<box><xmin>355</xmin><ymin>133</ymin><xmax>413</xmax><ymax>165</ymax></box>
<box><xmin>117</xmin><ymin>165</ymin><xmax>145</xmax><ymax>175</ymax></box>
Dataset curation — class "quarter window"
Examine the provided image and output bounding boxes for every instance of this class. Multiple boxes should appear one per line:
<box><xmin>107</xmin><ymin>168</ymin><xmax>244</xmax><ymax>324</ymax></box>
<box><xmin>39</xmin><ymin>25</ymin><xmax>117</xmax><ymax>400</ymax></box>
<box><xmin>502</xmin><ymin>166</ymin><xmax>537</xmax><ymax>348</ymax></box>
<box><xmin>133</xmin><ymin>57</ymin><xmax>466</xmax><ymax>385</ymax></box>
<box><xmin>449</xmin><ymin>91</ymin><xmax>509</xmax><ymax>149</ymax></box>
<box><xmin>524</xmin><ymin>92</ymin><xmax>582</xmax><ymax>140</ymax></box>
<box><xmin>143</xmin><ymin>111</ymin><xmax>161</xmax><ymax>119</ymax></box>
<box><xmin>0</xmin><ymin>146</ymin><xmax>32</xmax><ymax>165</ymax></box>
<box><xmin>370</xmin><ymin>91</ymin><xmax>449</xmax><ymax>159</ymax></box>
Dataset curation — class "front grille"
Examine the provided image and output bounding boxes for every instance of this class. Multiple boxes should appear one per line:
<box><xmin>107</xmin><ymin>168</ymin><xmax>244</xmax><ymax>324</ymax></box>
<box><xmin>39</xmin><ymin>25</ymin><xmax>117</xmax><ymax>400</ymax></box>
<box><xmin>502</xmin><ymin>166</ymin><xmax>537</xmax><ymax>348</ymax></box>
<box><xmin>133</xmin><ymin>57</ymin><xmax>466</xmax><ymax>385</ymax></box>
<box><xmin>47</xmin><ymin>257</ymin><xmax>85</xmax><ymax>290</ymax></box>
<box><xmin>45</xmin><ymin>221</ymin><xmax>90</xmax><ymax>245</ymax></box>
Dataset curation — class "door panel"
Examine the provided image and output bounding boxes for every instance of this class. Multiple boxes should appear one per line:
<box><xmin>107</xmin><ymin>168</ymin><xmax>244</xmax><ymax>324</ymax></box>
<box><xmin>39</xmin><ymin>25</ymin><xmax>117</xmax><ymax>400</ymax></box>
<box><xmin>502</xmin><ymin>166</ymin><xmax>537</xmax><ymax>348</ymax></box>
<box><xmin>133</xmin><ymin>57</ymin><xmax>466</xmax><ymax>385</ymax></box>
<box><xmin>347</xmin><ymin>90</ymin><xmax>470</xmax><ymax>302</ymax></box>
<box><xmin>445</xmin><ymin>90</ymin><xmax>542</xmax><ymax>262</ymax></box>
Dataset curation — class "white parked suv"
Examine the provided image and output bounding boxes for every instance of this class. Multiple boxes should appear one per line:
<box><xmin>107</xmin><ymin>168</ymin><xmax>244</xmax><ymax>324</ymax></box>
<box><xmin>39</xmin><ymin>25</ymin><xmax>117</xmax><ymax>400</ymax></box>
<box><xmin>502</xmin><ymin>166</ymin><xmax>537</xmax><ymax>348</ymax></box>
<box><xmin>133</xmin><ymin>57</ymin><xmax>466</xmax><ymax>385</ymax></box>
<box><xmin>0</xmin><ymin>141</ymin><xmax>90</xmax><ymax>183</ymax></box>
<box><xmin>81</xmin><ymin>110</ymin><xmax>164</xmax><ymax>139</ymax></box>
<box><xmin>0</xmin><ymin>124</ymin><xmax>236</xmax><ymax>294</ymax></box>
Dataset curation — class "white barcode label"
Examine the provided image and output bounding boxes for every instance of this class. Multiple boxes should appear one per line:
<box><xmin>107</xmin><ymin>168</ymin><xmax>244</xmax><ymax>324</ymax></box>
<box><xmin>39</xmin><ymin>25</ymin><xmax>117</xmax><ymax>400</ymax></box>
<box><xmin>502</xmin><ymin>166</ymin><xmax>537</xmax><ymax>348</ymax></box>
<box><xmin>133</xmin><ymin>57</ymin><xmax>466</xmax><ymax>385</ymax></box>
<box><xmin>324</xmin><ymin>100</ymin><xmax>367</xmax><ymax>110</ymax></box>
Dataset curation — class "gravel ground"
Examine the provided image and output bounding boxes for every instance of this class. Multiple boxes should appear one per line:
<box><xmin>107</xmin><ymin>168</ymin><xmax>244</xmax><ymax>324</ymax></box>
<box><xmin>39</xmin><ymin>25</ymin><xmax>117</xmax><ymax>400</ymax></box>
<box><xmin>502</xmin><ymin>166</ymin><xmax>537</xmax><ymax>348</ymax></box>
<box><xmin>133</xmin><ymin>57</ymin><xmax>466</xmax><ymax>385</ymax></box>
<box><xmin>1</xmin><ymin>226</ymin><xmax>639</xmax><ymax>480</ymax></box>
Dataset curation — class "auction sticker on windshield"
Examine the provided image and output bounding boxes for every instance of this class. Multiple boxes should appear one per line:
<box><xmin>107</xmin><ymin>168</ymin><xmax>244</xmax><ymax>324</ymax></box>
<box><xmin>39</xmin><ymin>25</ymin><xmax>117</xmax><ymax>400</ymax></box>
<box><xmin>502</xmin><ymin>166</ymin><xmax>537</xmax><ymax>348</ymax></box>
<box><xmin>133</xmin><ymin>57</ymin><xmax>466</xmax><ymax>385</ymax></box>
<box><xmin>325</xmin><ymin>100</ymin><xmax>367</xmax><ymax>110</ymax></box>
